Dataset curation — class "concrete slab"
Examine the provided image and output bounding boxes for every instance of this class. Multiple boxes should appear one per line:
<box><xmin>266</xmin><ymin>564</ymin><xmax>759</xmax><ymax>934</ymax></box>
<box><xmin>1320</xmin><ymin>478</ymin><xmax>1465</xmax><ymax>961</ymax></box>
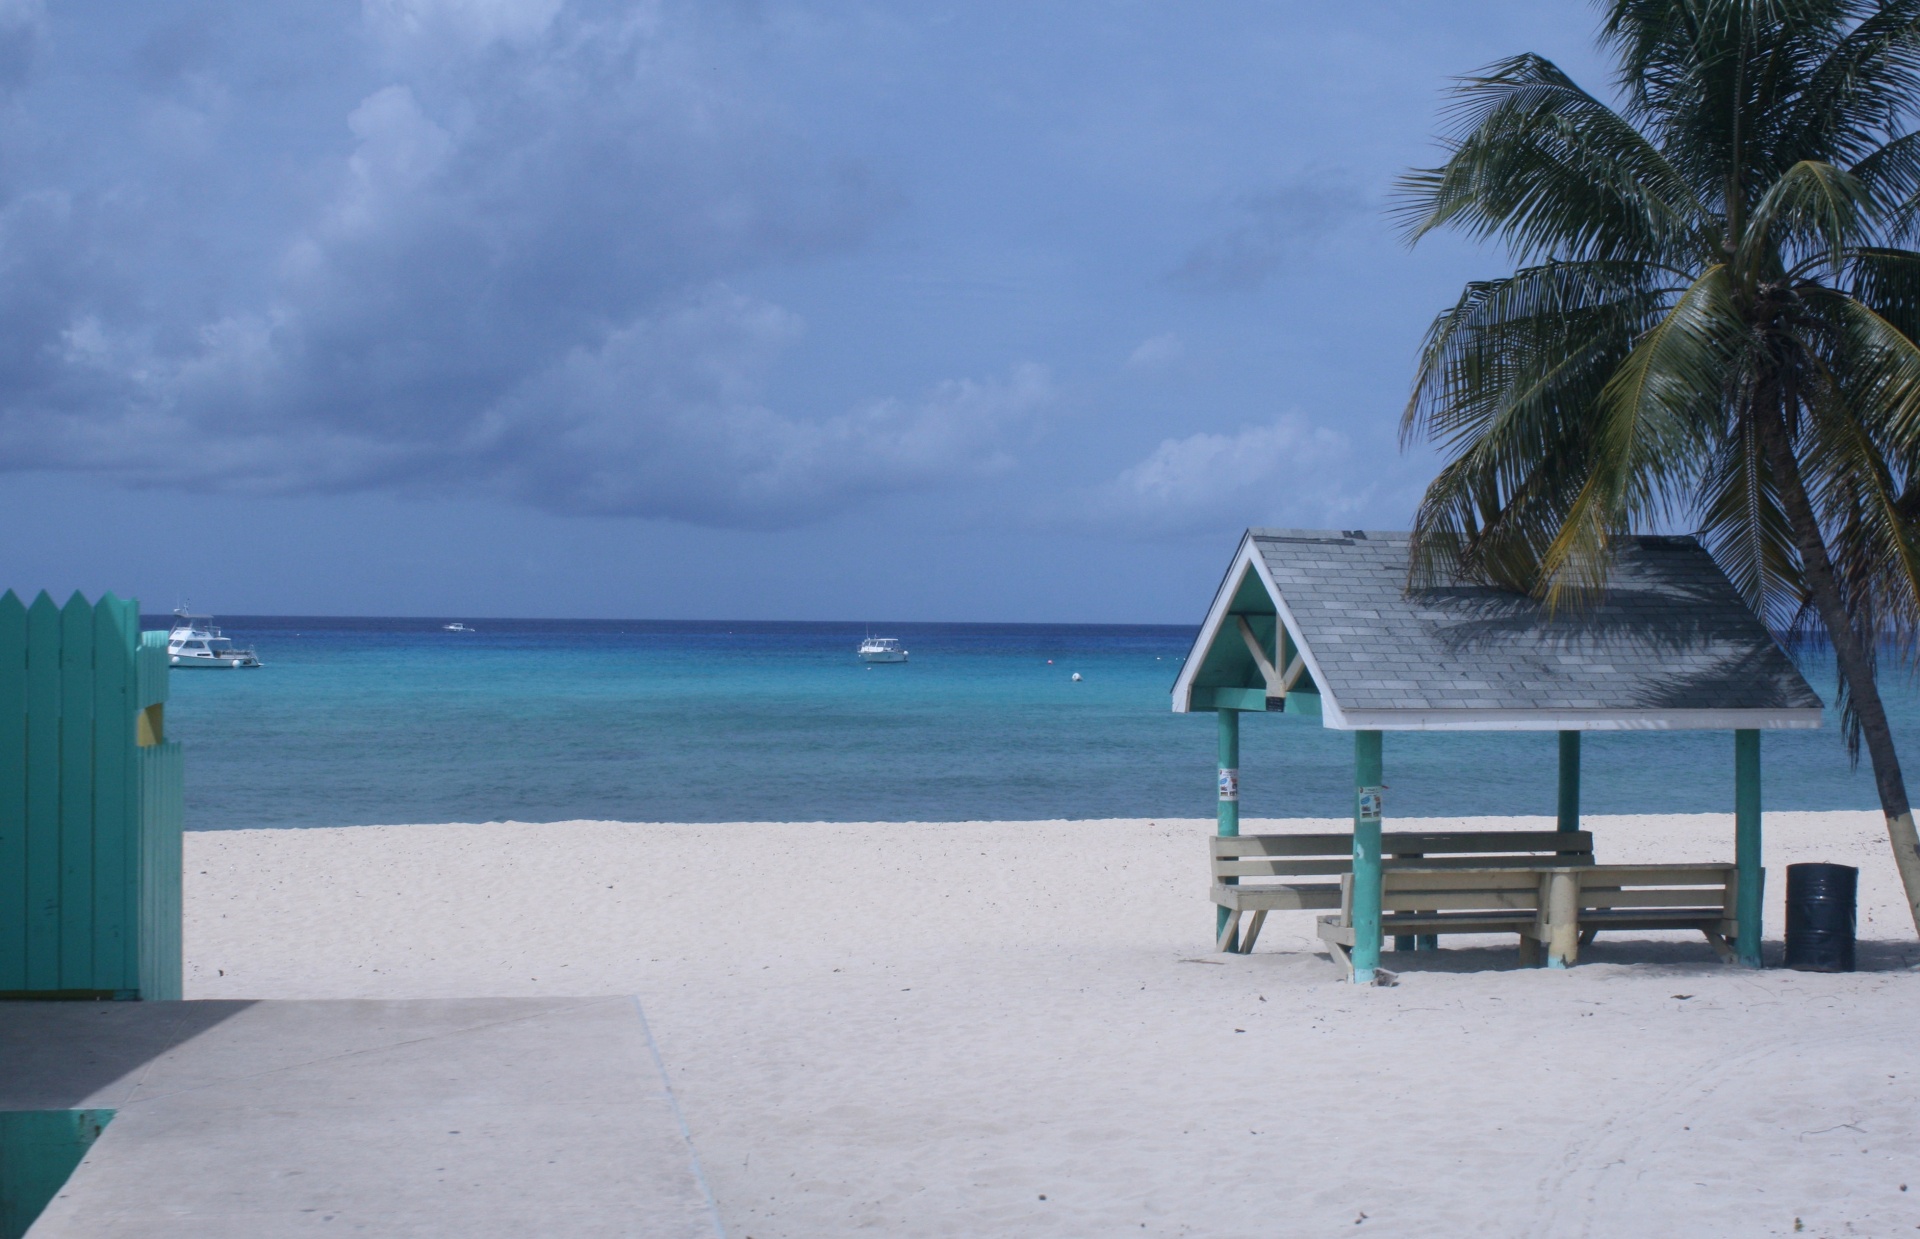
<box><xmin>0</xmin><ymin>998</ymin><xmax>723</xmax><ymax>1238</ymax></box>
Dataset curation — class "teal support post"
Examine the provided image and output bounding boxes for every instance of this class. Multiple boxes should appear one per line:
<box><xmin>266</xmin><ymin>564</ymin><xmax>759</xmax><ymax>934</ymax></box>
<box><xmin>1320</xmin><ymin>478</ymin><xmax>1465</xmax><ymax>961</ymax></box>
<box><xmin>1215</xmin><ymin>708</ymin><xmax>1240</xmax><ymax>950</ymax></box>
<box><xmin>1351</xmin><ymin>730</ymin><xmax>1383</xmax><ymax>983</ymax></box>
<box><xmin>1735</xmin><ymin>729</ymin><xmax>1763</xmax><ymax>967</ymax></box>
<box><xmin>1557</xmin><ymin>731</ymin><xmax>1581</xmax><ymax>832</ymax></box>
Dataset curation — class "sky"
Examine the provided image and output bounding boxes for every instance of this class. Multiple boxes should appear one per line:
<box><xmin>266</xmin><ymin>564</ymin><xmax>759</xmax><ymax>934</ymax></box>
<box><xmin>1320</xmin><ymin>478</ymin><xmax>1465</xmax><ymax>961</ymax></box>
<box><xmin>0</xmin><ymin>0</ymin><xmax>1617</xmax><ymax>622</ymax></box>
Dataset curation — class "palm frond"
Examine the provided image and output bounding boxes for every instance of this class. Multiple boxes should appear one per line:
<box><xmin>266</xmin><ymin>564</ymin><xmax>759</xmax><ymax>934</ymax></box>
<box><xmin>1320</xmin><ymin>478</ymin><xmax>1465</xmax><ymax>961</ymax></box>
<box><xmin>1847</xmin><ymin>243</ymin><xmax>1920</xmax><ymax>339</ymax></box>
<box><xmin>1696</xmin><ymin>413</ymin><xmax>1802</xmax><ymax>626</ymax></box>
<box><xmin>1785</xmin><ymin>0</ymin><xmax>1920</xmax><ymax>167</ymax></box>
<box><xmin>1741</xmin><ymin>160</ymin><xmax>1877</xmax><ymax>277</ymax></box>
<box><xmin>1811</xmin><ymin>283</ymin><xmax>1920</xmax><ymax>444</ymax></box>
<box><xmin>1538</xmin><ymin>264</ymin><xmax>1742</xmax><ymax>602</ymax></box>
<box><xmin>1404</xmin><ymin>260</ymin><xmax>1671</xmax><ymax>588</ymax></box>
<box><xmin>1847</xmin><ymin>129</ymin><xmax>1920</xmax><ymax>227</ymax></box>
<box><xmin>1405</xmin><ymin>260</ymin><xmax>1673</xmax><ymax>445</ymax></box>
<box><xmin>1396</xmin><ymin>53</ymin><xmax>1704</xmax><ymax>264</ymax></box>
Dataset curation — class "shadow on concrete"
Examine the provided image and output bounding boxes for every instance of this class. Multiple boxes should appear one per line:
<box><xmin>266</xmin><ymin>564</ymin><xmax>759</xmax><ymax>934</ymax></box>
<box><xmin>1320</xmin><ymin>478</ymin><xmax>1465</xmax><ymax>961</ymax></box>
<box><xmin>0</xmin><ymin>1001</ymin><xmax>255</xmax><ymax>1110</ymax></box>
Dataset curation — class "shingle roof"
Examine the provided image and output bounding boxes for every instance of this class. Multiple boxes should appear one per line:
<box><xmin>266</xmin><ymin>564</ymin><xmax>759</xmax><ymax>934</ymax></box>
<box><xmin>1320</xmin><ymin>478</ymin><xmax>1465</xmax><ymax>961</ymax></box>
<box><xmin>1174</xmin><ymin>528</ymin><xmax>1824</xmax><ymax>731</ymax></box>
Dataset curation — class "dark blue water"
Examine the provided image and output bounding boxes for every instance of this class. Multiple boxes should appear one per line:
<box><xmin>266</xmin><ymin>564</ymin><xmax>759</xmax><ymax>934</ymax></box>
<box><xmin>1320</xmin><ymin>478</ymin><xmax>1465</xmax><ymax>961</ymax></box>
<box><xmin>156</xmin><ymin>617</ymin><xmax>1920</xmax><ymax>829</ymax></box>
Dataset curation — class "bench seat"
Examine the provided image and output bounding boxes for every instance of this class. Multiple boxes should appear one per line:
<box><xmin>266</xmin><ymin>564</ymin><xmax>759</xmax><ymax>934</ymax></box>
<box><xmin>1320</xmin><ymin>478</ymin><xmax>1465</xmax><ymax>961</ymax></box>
<box><xmin>1210</xmin><ymin>881</ymin><xmax>1341</xmax><ymax>912</ymax></box>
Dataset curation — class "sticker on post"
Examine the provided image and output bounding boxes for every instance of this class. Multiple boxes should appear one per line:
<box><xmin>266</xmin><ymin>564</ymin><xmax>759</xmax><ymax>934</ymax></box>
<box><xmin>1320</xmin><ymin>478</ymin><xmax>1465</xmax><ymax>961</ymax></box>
<box><xmin>1357</xmin><ymin>786</ymin><xmax>1383</xmax><ymax>822</ymax></box>
<box><xmin>1218</xmin><ymin>768</ymin><xmax>1239</xmax><ymax>802</ymax></box>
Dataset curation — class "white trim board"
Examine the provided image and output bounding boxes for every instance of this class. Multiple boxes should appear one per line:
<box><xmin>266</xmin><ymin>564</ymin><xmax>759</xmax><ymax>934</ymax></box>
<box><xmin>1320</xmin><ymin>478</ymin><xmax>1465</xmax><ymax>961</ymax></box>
<box><xmin>1329</xmin><ymin>707</ymin><xmax>1823</xmax><ymax>732</ymax></box>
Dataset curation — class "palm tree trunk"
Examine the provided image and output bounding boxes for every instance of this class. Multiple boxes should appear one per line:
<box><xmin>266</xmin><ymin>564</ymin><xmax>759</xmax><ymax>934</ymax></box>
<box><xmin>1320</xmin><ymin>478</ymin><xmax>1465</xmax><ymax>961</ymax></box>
<box><xmin>1756</xmin><ymin>399</ymin><xmax>1920</xmax><ymax>937</ymax></box>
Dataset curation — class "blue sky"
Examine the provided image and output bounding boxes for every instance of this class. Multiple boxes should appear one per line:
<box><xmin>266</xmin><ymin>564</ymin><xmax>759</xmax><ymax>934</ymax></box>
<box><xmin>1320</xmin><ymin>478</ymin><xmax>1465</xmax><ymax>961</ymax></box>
<box><xmin>0</xmin><ymin>1</ymin><xmax>1613</xmax><ymax>621</ymax></box>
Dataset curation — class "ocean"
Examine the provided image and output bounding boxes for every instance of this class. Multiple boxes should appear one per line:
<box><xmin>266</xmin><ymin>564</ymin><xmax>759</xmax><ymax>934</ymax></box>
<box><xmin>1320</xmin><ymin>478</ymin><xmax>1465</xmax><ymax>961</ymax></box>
<box><xmin>158</xmin><ymin>617</ymin><xmax>1920</xmax><ymax>830</ymax></box>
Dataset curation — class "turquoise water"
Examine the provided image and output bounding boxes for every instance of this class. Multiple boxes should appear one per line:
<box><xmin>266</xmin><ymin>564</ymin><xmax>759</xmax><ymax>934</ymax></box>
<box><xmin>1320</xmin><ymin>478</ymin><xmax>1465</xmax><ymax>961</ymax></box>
<box><xmin>159</xmin><ymin>618</ymin><xmax>1920</xmax><ymax>829</ymax></box>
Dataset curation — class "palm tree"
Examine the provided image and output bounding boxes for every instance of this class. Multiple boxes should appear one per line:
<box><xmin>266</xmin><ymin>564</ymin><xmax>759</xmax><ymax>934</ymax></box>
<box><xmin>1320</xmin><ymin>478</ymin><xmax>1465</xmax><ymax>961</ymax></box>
<box><xmin>1399</xmin><ymin>0</ymin><xmax>1920</xmax><ymax>933</ymax></box>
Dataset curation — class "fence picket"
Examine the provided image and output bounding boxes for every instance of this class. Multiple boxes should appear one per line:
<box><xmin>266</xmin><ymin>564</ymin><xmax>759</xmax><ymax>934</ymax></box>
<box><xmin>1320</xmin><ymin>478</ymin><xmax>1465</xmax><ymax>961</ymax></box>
<box><xmin>0</xmin><ymin>591</ymin><xmax>25</xmax><ymax>990</ymax></box>
<box><xmin>58</xmin><ymin>591</ymin><xmax>96</xmax><ymax>987</ymax></box>
<box><xmin>92</xmin><ymin>595</ymin><xmax>135</xmax><ymax>990</ymax></box>
<box><xmin>23</xmin><ymin>591</ymin><xmax>61</xmax><ymax>989</ymax></box>
<box><xmin>138</xmin><ymin>736</ymin><xmax>183</xmax><ymax>1000</ymax></box>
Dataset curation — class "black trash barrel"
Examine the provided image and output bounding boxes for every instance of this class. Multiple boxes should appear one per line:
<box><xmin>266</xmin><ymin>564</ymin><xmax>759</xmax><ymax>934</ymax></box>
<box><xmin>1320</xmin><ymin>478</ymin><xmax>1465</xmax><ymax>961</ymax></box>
<box><xmin>1785</xmin><ymin>863</ymin><xmax>1858</xmax><ymax>972</ymax></box>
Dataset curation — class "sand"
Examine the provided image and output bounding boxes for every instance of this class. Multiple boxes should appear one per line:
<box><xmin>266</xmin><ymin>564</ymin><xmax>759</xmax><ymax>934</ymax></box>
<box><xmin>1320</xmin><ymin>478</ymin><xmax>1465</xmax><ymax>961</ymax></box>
<box><xmin>183</xmin><ymin>812</ymin><xmax>1920</xmax><ymax>1238</ymax></box>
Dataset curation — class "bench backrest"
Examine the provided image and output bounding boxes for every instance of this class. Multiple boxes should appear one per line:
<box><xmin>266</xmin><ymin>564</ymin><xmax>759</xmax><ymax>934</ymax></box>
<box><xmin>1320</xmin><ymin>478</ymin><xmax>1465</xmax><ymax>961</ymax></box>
<box><xmin>1327</xmin><ymin>862</ymin><xmax>1740</xmax><ymax>928</ymax></box>
<box><xmin>1366</xmin><ymin>868</ymin><xmax>1549</xmax><ymax>915</ymax></box>
<box><xmin>1572</xmin><ymin>863</ymin><xmax>1737</xmax><ymax>912</ymax></box>
<box><xmin>1211</xmin><ymin>830</ymin><xmax>1595</xmax><ymax>884</ymax></box>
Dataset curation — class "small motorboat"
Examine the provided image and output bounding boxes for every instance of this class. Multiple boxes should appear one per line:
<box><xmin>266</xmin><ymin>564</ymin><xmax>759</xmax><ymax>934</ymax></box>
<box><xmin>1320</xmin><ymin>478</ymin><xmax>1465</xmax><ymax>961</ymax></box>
<box><xmin>443</xmin><ymin>622</ymin><xmax>475</xmax><ymax>632</ymax></box>
<box><xmin>857</xmin><ymin>636</ymin><xmax>908</xmax><ymax>663</ymax></box>
<box><xmin>168</xmin><ymin>611</ymin><xmax>262</xmax><ymax>669</ymax></box>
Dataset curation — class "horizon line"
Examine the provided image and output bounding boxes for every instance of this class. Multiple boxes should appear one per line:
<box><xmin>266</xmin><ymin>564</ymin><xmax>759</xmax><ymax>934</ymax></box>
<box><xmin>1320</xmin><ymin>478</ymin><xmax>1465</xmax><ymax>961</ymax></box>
<box><xmin>135</xmin><ymin>612</ymin><xmax>1206</xmax><ymax>630</ymax></box>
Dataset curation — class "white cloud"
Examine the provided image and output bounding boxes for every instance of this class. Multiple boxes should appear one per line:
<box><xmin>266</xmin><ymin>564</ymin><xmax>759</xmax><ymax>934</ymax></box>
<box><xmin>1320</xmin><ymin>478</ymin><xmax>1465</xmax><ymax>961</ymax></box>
<box><xmin>334</xmin><ymin>86</ymin><xmax>455</xmax><ymax>231</ymax></box>
<box><xmin>1087</xmin><ymin>414</ymin><xmax>1359</xmax><ymax>536</ymax></box>
<box><xmin>363</xmin><ymin>0</ymin><xmax>565</xmax><ymax>50</ymax></box>
<box><xmin>1125</xmin><ymin>332</ymin><xmax>1184</xmax><ymax>372</ymax></box>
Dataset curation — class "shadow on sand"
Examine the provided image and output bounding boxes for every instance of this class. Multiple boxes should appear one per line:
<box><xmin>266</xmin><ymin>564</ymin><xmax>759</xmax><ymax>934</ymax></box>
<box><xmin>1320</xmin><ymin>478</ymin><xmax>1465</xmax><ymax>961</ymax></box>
<box><xmin>1298</xmin><ymin>936</ymin><xmax>1920</xmax><ymax>976</ymax></box>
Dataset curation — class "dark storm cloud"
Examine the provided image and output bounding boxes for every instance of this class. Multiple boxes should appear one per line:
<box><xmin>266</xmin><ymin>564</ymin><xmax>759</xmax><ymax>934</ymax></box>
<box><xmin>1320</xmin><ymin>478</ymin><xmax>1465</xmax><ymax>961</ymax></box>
<box><xmin>0</xmin><ymin>0</ymin><xmax>1047</xmax><ymax>527</ymax></box>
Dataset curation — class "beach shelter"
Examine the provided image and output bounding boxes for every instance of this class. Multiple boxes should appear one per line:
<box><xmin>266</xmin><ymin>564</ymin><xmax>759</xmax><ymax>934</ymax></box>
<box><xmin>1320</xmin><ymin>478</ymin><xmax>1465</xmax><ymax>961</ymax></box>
<box><xmin>1172</xmin><ymin>529</ymin><xmax>1824</xmax><ymax>981</ymax></box>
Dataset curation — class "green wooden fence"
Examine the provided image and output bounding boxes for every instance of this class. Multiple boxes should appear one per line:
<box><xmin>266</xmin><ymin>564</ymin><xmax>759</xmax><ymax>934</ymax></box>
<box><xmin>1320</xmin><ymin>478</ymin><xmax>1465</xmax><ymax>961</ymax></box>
<box><xmin>0</xmin><ymin>592</ymin><xmax>182</xmax><ymax>1000</ymax></box>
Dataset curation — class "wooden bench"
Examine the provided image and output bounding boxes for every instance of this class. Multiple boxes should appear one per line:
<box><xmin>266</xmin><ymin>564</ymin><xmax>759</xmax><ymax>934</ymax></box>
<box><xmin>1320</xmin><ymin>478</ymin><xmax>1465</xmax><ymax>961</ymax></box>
<box><xmin>1312</xmin><ymin>862</ymin><xmax>1743</xmax><ymax>974</ymax></box>
<box><xmin>1211</xmin><ymin>830</ymin><xmax>1594</xmax><ymax>953</ymax></box>
<box><xmin>1548</xmin><ymin>863</ymin><xmax>1742</xmax><ymax>966</ymax></box>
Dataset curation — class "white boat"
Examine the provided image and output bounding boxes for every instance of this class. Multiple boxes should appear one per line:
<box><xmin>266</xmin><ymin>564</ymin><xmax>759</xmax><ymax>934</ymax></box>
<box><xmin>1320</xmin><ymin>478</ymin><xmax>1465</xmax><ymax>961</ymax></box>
<box><xmin>443</xmin><ymin>622</ymin><xmax>475</xmax><ymax>632</ymax></box>
<box><xmin>857</xmin><ymin>636</ymin><xmax>908</xmax><ymax>663</ymax></box>
<box><xmin>168</xmin><ymin>611</ymin><xmax>262</xmax><ymax>669</ymax></box>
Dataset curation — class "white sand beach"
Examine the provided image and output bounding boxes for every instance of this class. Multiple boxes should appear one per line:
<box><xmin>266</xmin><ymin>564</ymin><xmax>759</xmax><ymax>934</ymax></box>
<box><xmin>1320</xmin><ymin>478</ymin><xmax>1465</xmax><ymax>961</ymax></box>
<box><xmin>184</xmin><ymin>813</ymin><xmax>1920</xmax><ymax>1238</ymax></box>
